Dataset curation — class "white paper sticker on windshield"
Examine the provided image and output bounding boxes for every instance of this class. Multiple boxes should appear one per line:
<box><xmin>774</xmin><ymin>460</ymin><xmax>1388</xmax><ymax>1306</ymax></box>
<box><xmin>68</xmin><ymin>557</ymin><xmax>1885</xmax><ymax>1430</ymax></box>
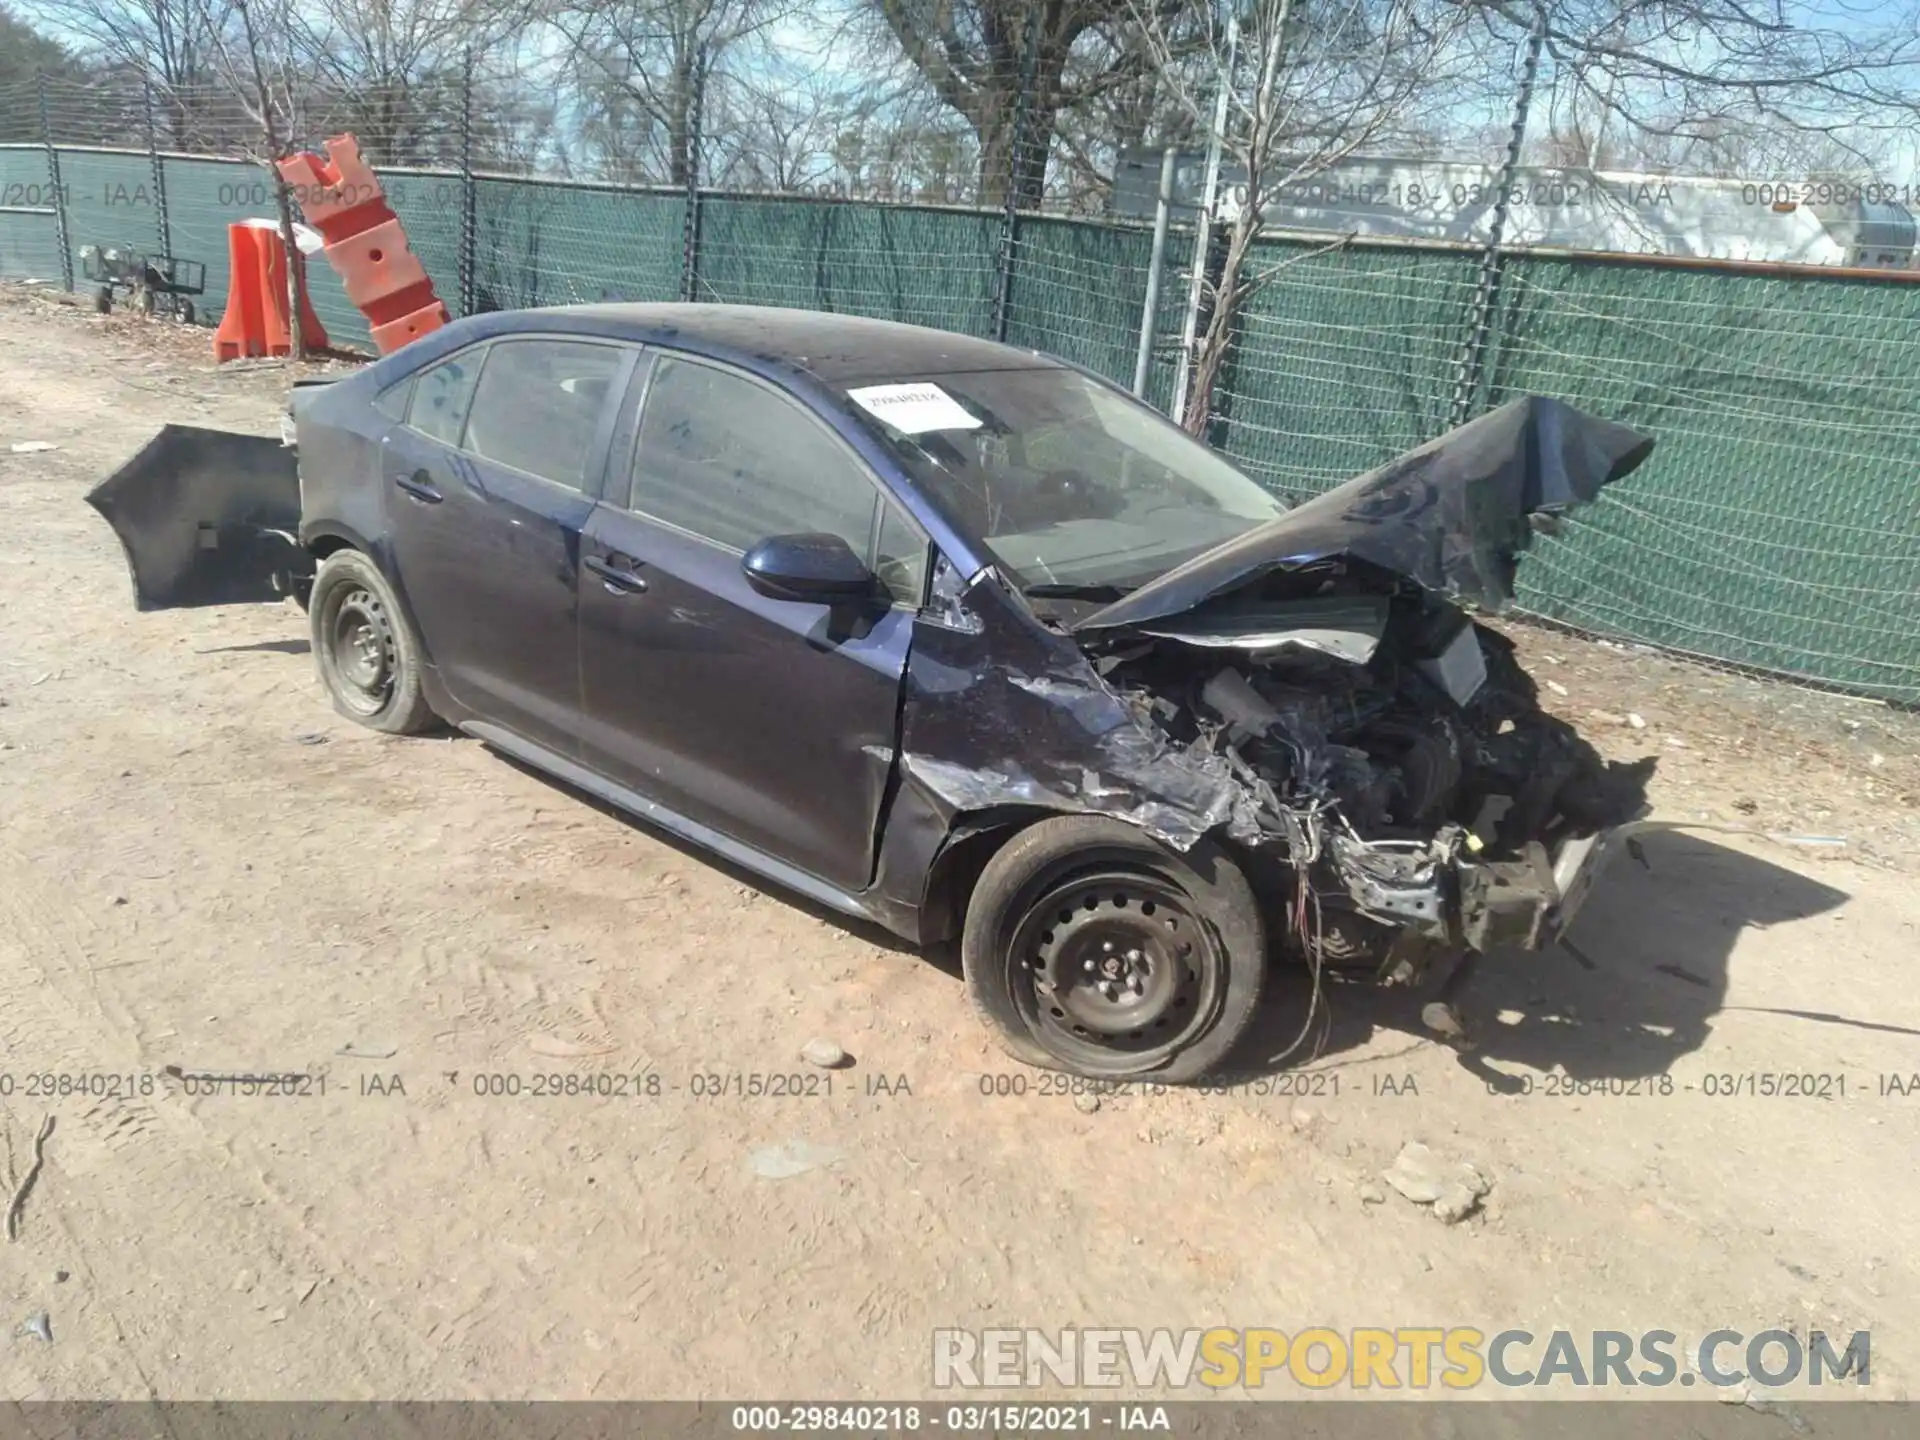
<box><xmin>847</xmin><ymin>382</ymin><xmax>982</xmax><ymax>435</ymax></box>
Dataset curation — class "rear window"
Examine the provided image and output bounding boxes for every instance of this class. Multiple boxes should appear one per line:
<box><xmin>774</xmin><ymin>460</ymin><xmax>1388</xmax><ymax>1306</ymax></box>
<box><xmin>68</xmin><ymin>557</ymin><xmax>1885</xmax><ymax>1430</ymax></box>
<box><xmin>463</xmin><ymin>340</ymin><xmax>625</xmax><ymax>490</ymax></box>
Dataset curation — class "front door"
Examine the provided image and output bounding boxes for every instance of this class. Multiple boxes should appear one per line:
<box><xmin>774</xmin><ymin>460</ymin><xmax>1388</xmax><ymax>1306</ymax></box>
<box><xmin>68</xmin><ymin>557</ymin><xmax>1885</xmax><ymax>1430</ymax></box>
<box><xmin>576</xmin><ymin>353</ymin><xmax>929</xmax><ymax>892</ymax></box>
<box><xmin>383</xmin><ymin>337</ymin><xmax>632</xmax><ymax>754</ymax></box>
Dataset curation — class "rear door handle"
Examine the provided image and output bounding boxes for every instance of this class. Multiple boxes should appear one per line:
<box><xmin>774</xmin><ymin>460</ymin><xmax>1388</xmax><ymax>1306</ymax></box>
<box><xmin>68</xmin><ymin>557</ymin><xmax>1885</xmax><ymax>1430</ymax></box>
<box><xmin>396</xmin><ymin>470</ymin><xmax>443</xmax><ymax>503</ymax></box>
<box><xmin>585</xmin><ymin>554</ymin><xmax>649</xmax><ymax>593</ymax></box>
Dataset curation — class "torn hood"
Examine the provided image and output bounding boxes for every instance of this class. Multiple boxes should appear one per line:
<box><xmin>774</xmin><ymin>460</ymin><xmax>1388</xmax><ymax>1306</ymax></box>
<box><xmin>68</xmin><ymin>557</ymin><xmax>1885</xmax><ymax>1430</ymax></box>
<box><xmin>1075</xmin><ymin>395</ymin><xmax>1654</xmax><ymax>633</ymax></box>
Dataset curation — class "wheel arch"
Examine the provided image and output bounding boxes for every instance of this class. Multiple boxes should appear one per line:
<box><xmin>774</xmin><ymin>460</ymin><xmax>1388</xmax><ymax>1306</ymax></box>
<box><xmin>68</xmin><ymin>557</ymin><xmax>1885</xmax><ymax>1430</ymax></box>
<box><xmin>302</xmin><ymin>521</ymin><xmax>376</xmax><ymax>562</ymax></box>
<box><xmin>301</xmin><ymin>526</ymin><xmax>436</xmax><ymax>670</ymax></box>
<box><xmin>916</xmin><ymin>805</ymin><xmax>1070</xmax><ymax>946</ymax></box>
<box><xmin>916</xmin><ymin>806</ymin><xmax>1285</xmax><ymax>947</ymax></box>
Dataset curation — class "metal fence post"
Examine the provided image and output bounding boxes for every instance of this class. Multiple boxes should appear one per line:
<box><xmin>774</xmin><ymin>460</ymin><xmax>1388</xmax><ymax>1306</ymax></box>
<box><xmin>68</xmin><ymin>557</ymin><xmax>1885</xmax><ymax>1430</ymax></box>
<box><xmin>458</xmin><ymin>47</ymin><xmax>477</xmax><ymax>316</ymax></box>
<box><xmin>1132</xmin><ymin>146</ymin><xmax>1178</xmax><ymax>398</ymax></box>
<box><xmin>36</xmin><ymin>73</ymin><xmax>74</xmax><ymax>293</ymax></box>
<box><xmin>1171</xmin><ymin>17</ymin><xmax>1235</xmax><ymax>427</ymax></box>
<box><xmin>1447</xmin><ymin>5</ymin><xmax>1545</xmax><ymax>429</ymax></box>
<box><xmin>991</xmin><ymin>6</ymin><xmax>1042</xmax><ymax>343</ymax></box>
<box><xmin>142</xmin><ymin>78</ymin><xmax>173</xmax><ymax>260</ymax></box>
<box><xmin>680</xmin><ymin>46</ymin><xmax>707</xmax><ymax>303</ymax></box>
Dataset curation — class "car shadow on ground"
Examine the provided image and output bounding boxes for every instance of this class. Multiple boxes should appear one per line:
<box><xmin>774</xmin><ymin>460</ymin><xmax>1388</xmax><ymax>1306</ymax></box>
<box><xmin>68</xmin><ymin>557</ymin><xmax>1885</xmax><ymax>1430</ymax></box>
<box><xmin>476</xmin><ymin>743</ymin><xmax>1861</xmax><ymax>1087</ymax></box>
<box><xmin>484</xmin><ymin>746</ymin><xmax>924</xmax><ymax>959</ymax></box>
<box><xmin>1233</xmin><ymin>829</ymin><xmax>1853</xmax><ymax>1086</ymax></box>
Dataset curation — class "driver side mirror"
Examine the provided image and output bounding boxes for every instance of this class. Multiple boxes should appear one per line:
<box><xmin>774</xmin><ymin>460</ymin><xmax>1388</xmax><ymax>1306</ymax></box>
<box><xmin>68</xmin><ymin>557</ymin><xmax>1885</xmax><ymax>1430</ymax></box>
<box><xmin>741</xmin><ymin>532</ymin><xmax>877</xmax><ymax>604</ymax></box>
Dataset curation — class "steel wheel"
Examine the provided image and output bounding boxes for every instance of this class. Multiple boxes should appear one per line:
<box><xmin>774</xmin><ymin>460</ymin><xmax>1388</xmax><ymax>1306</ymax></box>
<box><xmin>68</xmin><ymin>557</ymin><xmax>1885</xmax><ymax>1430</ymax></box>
<box><xmin>321</xmin><ymin>585</ymin><xmax>398</xmax><ymax>717</ymax></box>
<box><xmin>963</xmin><ymin>817</ymin><xmax>1267</xmax><ymax>1083</ymax></box>
<box><xmin>1006</xmin><ymin>863</ymin><xmax>1224</xmax><ymax>1073</ymax></box>
<box><xmin>307</xmin><ymin>550</ymin><xmax>437</xmax><ymax>735</ymax></box>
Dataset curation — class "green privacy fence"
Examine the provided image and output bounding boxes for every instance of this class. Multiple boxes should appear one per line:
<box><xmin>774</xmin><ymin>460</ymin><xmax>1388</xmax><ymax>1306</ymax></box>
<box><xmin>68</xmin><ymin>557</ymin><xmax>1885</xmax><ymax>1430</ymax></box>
<box><xmin>1487</xmin><ymin>255</ymin><xmax>1920</xmax><ymax>697</ymax></box>
<box><xmin>3</xmin><ymin>144</ymin><xmax>1917</xmax><ymax>702</ymax></box>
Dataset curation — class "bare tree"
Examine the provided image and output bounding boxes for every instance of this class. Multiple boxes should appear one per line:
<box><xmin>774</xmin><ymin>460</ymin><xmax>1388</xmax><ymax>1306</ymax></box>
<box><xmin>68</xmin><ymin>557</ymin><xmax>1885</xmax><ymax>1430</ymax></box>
<box><xmin>0</xmin><ymin>5</ymin><xmax>83</xmax><ymax>93</ymax></box>
<box><xmin>551</xmin><ymin>0</ymin><xmax>795</xmax><ymax>185</ymax></box>
<box><xmin>1133</xmin><ymin>0</ymin><xmax>1474</xmax><ymax>434</ymax></box>
<box><xmin>199</xmin><ymin>0</ymin><xmax>311</xmax><ymax>355</ymax></box>
<box><xmin>1507</xmin><ymin>0</ymin><xmax>1920</xmax><ymax>176</ymax></box>
<box><xmin>276</xmin><ymin>0</ymin><xmax>534</xmax><ymax>164</ymax></box>
<box><xmin>704</xmin><ymin>65</ymin><xmax>847</xmax><ymax>188</ymax></box>
<box><xmin>27</xmin><ymin>0</ymin><xmax>240</xmax><ymax>142</ymax></box>
<box><xmin>1131</xmin><ymin>0</ymin><xmax>1920</xmax><ymax>435</ymax></box>
<box><xmin>872</xmin><ymin>0</ymin><xmax>1207</xmax><ymax>208</ymax></box>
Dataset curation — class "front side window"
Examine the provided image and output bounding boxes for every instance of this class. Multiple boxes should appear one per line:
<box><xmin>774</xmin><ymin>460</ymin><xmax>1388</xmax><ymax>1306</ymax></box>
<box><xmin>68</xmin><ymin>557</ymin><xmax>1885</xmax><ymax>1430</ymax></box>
<box><xmin>841</xmin><ymin>368</ymin><xmax>1288</xmax><ymax>596</ymax></box>
<box><xmin>629</xmin><ymin>357</ymin><xmax>878</xmax><ymax>557</ymax></box>
<box><xmin>463</xmin><ymin>339</ymin><xmax>626</xmax><ymax>490</ymax></box>
<box><xmin>406</xmin><ymin>348</ymin><xmax>483</xmax><ymax>444</ymax></box>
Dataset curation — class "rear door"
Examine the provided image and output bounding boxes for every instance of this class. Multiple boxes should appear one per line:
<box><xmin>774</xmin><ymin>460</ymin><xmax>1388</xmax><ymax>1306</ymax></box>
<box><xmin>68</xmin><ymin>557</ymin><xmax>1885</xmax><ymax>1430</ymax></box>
<box><xmin>576</xmin><ymin>353</ymin><xmax>930</xmax><ymax>891</ymax></box>
<box><xmin>383</xmin><ymin>336</ymin><xmax>633</xmax><ymax>754</ymax></box>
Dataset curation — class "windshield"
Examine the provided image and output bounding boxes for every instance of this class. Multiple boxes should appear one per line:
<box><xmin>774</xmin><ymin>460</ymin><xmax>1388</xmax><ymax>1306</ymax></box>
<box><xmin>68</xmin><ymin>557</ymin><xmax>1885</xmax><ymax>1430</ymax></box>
<box><xmin>840</xmin><ymin>368</ymin><xmax>1288</xmax><ymax>594</ymax></box>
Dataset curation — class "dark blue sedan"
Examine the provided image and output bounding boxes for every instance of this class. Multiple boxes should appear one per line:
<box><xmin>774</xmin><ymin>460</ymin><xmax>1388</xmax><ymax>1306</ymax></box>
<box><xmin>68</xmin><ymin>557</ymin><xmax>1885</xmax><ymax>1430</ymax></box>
<box><xmin>90</xmin><ymin>304</ymin><xmax>1659</xmax><ymax>1082</ymax></box>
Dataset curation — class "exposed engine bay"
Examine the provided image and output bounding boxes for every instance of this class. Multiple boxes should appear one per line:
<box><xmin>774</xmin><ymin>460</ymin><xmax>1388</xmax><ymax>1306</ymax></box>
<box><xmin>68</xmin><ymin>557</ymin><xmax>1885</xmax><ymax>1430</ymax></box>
<box><xmin>1068</xmin><ymin>568</ymin><xmax>1656</xmax><ymax>977</ymax></box>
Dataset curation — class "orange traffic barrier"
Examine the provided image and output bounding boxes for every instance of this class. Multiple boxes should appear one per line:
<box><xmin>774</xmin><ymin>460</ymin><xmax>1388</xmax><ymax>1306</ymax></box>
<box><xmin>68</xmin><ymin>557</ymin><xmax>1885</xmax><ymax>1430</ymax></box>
<box><xmin>277</xmin><ymin>135</ymin><xmax>449</xmax><ymax>354</ymax></box>
<box><xmin>213</xmin><ymin>222</ymin><xmax>329</xmax><ymax>361</ymax></box>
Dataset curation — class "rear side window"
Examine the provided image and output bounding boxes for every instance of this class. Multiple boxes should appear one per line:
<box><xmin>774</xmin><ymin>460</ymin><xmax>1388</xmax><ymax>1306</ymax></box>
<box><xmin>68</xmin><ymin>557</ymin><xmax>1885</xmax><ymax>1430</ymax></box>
<box><xmin>629</xmin><ymin>357</ymin><xmax>876</xmax><ymax>555</ymax></box>
<box><xmin>406</xmin><ymin>349</ymin><xmax>482</xmax><ymax>444</ymax></box>
<box><xmin>464</xmin><ymin>339</ymin><xmax>625</xmax><ymax>490</ymax></box>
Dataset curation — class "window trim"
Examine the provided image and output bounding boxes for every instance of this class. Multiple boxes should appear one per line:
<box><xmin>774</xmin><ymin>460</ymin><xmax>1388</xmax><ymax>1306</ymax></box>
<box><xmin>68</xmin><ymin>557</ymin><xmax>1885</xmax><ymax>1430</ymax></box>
<box><xmin>456</xmin><ymin>335</ymin><xmax>637</xmax><ymax>500</ymax></box>
<box><xmin>616</xmin><ymin>348</ymin><xmax>933</xmax><ymax>609</ymax></box>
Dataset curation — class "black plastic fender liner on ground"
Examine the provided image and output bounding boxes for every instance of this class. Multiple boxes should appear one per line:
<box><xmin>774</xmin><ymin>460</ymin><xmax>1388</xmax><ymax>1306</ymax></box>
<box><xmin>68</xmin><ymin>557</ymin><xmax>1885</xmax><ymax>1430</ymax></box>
<box><xmin>85</xmin><ymin>424</ymin><xmax>303</xmax><ymax>610</ymax></box>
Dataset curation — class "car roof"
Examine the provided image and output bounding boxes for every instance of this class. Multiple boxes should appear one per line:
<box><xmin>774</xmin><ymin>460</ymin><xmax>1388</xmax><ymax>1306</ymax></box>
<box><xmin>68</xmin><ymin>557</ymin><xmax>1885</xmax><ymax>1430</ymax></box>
<box><xmin>497</xmin><ymin>303</ymin><xmax>1063</xmax><ymax>386</ymax></box>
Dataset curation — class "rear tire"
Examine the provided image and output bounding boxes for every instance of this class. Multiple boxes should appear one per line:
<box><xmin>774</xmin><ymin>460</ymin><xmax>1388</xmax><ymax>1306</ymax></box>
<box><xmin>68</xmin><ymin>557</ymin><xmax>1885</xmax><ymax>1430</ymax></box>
<box><xmin>961</xmin><ymin>816</ymin><xmax>1266</xmax><ymax>1084</ymax></box>
<box><xmin>308</xmin><ymin>549</ymin><xmax>436</xmax><ymax>735</ymax></box>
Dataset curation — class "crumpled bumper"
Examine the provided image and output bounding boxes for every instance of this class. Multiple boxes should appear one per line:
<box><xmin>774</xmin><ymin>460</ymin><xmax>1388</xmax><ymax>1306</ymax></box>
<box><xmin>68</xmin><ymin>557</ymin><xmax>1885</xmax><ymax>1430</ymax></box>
<box><xmin>1455</xmin><ymin>820</ymin><xmax>1670</xmax><ymax>952</ymax></box>
<box><xmin>85</xmin><ymin>424</ymin><xmax>303</xmax><ymax>610</ymax></box>
<box><xmin>1332</xmin><ymin>819</ymin><xmax>1672</xmax><ymax>959</ymax></box>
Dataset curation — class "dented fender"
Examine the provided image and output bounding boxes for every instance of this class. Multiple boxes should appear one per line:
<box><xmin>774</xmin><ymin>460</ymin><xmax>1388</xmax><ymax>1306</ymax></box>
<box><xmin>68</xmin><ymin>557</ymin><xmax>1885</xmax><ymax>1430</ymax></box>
<box><xmin>891</xmin><ymin>559</ymin><xmax>1262</xmax><ymax>856</ymax></box>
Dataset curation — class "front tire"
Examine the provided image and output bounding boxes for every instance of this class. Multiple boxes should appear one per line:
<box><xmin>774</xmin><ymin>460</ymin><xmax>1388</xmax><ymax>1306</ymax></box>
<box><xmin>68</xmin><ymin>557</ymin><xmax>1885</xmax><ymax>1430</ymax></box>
<box><xmin>961</xmin><ymin>816</ymin><xmax>1266</xmax><ymax>1084</ymax></box>
<box><xmin>308</xmin><ymin>550</ymin><xmax>436</xmax><ymax>735</ymax></box>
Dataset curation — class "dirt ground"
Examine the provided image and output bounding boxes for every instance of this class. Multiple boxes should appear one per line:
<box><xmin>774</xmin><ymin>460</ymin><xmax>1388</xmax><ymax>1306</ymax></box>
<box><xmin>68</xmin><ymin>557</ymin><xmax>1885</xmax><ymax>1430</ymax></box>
<box><xmin>1</xmin><ymin>281</ymin><xmax>1917</xmax><ymax>1407</ymax></box>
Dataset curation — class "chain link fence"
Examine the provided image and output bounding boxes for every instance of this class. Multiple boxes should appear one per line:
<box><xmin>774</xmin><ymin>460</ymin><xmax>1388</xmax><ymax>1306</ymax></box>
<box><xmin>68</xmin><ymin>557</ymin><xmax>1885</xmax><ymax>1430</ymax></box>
<box><xmin>2</xmin><ymin>68</ymin><xmax>1918</xmax><ymax>703</ymax></box>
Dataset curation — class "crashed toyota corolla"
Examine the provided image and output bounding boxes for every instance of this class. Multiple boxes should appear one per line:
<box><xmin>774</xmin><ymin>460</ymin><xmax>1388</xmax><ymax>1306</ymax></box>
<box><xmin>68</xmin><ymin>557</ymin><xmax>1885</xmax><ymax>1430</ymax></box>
<box><xmin>88</xmin><ymin>303</ymin><xmax>1658</xmax><ymax>1083</ymax></box>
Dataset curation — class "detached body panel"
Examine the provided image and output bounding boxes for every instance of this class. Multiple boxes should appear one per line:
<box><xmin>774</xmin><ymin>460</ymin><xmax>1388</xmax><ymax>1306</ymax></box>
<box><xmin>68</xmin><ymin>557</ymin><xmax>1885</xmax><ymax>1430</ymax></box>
<box><xmin>86</xmin><ymin>424</ymin><xmax>302</xmax><ymax>609</ymax></box>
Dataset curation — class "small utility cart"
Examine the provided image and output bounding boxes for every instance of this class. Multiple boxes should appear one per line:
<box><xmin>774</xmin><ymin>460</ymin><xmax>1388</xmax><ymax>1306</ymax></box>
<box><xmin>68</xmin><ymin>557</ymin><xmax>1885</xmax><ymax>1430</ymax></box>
<box><xmin>80</xmin><ymin>244</ymin><xmax>206</xmax><ymax>323</ymax></box>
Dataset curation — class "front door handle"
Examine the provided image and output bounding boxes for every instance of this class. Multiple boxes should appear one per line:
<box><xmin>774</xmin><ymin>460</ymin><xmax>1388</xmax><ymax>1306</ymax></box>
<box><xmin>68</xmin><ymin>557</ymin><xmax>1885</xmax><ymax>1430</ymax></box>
<box><xmin>396</xmin><ymin>469</ymin><xmax>443</xmax><ymax>503</ymax></box>
<box><xmin>585</xmin><ymin>554</ymin><xmax>649</xmax><ymax>594</ymax></box>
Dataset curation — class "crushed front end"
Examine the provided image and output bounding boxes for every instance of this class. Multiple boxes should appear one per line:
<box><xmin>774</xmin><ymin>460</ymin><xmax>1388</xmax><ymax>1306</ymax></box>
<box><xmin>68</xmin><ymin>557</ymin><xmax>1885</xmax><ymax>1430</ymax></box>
<box><xmin>1081</xmin><ymin>587</ymin><xmax>1655</xmax><ymax>982</ymax></box>
<box><xmin>1045</xmin><ymin>395</ymin><xmax>1662</xmax><ymax>982</ymax></box>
